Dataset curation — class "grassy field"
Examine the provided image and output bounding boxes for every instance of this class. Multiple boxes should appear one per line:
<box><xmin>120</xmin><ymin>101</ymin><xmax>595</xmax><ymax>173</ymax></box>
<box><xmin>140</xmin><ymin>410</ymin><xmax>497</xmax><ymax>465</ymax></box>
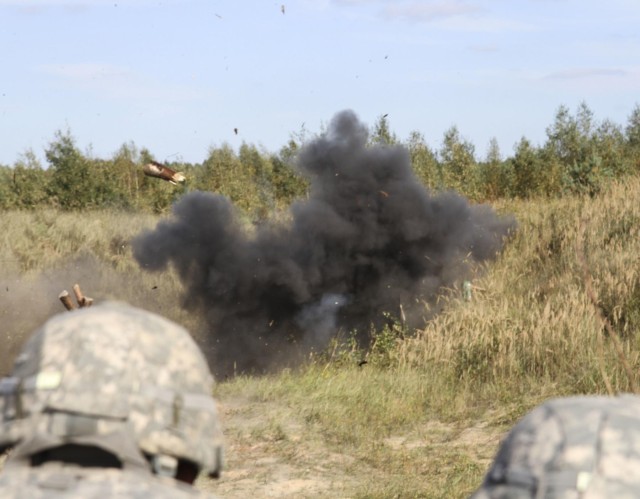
<box><xmin>2</xmin><ymin>177</ymin><xmax>640</xmax><ymax>497</ymax></box>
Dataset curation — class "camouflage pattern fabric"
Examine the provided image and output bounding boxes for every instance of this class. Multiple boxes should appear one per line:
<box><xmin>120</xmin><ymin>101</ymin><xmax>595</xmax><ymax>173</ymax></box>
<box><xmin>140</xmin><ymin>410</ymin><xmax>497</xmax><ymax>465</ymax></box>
<box><xmin>0</xmin><ymin>302</ymin><xmax>223</xmax><ymax>478</ymax></box>
<box><xmin>472</xmin><ymin>395</ymin><xmax>640</xmax><ymax>499</ymax></box>
<box><xmin>0</xmin><ymin>460</ymin><xmax>215</xmax><ymax>498</ymax></box>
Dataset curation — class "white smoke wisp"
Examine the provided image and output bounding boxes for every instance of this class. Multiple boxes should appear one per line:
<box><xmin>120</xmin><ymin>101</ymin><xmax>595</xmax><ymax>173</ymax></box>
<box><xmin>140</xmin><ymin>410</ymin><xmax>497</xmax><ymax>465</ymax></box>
<box><xmin>295</xmin><ymin>293</ymin><xmax>349</xmax><ymax>350</ymax></box>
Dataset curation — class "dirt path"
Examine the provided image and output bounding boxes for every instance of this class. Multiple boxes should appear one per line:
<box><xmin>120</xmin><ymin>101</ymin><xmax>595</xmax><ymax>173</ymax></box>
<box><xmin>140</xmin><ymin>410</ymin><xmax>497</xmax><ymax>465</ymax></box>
<box><xmin>0</xmin><ymin>394</ymin><xmax>504</xmax><ymax>497</ymax></box>
<box><xmin>198</xmin><ymin>395</ymin><xmax>367</xmax><ymax>498</ymax></box>
<box><xmin>198</xmin><ymin>394</ymin><xmax>504</xmax><ymax>498</ymax></box>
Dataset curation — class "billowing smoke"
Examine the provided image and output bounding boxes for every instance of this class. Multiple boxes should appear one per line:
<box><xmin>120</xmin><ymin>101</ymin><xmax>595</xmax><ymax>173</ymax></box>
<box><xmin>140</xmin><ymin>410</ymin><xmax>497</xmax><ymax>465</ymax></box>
<box><xmin>133</xmin><ymin>110</ymin><xmax>516</xmax><ymax>375</ymax></box>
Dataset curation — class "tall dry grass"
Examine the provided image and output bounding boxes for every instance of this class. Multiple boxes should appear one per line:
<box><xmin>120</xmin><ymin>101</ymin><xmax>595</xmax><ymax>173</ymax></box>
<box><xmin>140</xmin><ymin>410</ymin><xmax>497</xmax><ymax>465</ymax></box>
<box><xmin>3</xmin><ymin>178</ymin><xmax>640</xmax><ymax>394</ymax></box>
<box><xmin>210</xmin><ymin>177</ymin><xmax>640</xmax><ymax>497</ymax></box>
<box><xmin>0</xmin><ymin>209</ymin><xmax>203</xmax><ymax>374</ymax></box>
<box><xmin>3</xmin><ymin>178</ymin><xmax>640</xmax><ymax>496</ymax></box>
<box><xmin>399</xmin><ymin>176</ymin><xmax>640</xmax><ymax>396</ymax></box>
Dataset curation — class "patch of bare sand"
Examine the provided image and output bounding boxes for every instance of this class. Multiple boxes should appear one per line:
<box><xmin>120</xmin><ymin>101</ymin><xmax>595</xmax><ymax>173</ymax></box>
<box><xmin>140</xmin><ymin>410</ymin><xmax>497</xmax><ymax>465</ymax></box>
<box><xmin>198</xmin><ymin>395</ymin><xmax>365</xmax><ymax>498</ymax></box>
<box><xmin>198</xmin><ymin>395</ymin><xmax>505</xmax><ymax>498</ymax></box>
<box><xmin>383</xmin><ymin>419</ymin><xmax>502</xmax><ymax>470</ymax></box>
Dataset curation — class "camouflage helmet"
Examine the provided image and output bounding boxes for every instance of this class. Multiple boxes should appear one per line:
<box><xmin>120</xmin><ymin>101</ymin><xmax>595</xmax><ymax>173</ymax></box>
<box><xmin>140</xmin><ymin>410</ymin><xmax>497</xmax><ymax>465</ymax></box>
<box><xmin>472</xmin><ymin>395</ymin><xmax>640</xmax><ymax>498</ymax></box>
<box><xmin>0</xmin><ymin>302</ymin><xmax>223</xmax><ymax>478</ymax></box>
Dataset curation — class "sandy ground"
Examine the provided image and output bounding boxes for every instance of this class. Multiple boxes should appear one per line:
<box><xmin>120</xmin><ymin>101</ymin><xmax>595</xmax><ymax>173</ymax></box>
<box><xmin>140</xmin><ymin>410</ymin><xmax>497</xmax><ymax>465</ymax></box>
<box><xmin>0</xmin><ymin>396</ymin><xmax>503</xmax><ymax>498</ymax></box>
<box><xmin>198</xmin><ymin>394</ymin><xmax>504</xmax><ymax>498</ymax></box>
<box><xmin>198</xmin><ymin>395</ymin><xmax>365</xmax><ymax>498</ymax></box>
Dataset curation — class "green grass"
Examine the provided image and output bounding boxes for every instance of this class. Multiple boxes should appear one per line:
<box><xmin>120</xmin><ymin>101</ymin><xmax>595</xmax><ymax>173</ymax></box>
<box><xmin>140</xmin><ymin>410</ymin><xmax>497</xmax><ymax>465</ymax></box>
<box><xmin>213</xmin><ymin>363</ymin><xmax>565</xmax><ymax>497</ymax></box>
<box><xmin>4</xmin><ymin>176</ymin><xmax>640</xmax><ymax>496</ymax></box>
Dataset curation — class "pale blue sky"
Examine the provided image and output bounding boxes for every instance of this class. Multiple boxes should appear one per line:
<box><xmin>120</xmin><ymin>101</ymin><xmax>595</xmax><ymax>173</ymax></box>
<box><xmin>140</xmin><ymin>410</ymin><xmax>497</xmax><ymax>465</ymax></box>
<box><xmin>1</xmin><ymin>0</ymin><xmax>638</xmax><ymax>165</ymax></box>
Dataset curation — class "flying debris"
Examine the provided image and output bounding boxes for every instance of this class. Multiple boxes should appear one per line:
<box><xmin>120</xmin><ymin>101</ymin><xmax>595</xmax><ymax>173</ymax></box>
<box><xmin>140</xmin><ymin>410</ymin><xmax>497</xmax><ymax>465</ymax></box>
<box><xmin>133</xmin><ymin>110</ymin><xmax>517</xmax><ymax>376</ymax></box>
<box><xmin>142</xmin><ymin>161</ymin><xmax>186</xmax><ymax>185</ymax></box>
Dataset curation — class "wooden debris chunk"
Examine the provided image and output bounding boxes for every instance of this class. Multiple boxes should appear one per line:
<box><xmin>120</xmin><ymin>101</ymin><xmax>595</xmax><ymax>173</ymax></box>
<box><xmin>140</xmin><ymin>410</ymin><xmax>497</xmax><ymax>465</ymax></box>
<box><xmin>59</xmin><ymin>290</ymin><xmax>76</xmax><ymax>311</ymax></box>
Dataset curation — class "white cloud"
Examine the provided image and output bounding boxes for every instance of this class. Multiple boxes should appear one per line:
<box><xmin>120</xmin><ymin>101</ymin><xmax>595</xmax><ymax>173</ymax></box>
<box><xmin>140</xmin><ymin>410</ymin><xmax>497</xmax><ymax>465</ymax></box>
<box><xmin>331</xmin><ymin>0</ymin><xmax>371</xmax><ymax>5</ymax></box>
<box><xmin>329</xmin><ymin>0</ymin><xmax>485</xmax><ymax>20</ymax></box>
<box><xmin>545</xmin><ymin>68</ymin><xmax>629</xmax><ymax>80</ymax></box>
<box><xmin>437</xmin><ymin>15</ymin><xmax>535</xmax><ymax>32</ymax></box>
<box><xmin>37</xmin><ymin>62</ymin><xmax>206</xmax><ymax>103</ymax></box>
<box><xmin>539</xmin><ymin>66</ymin><xmax>640</xmax><ymax>94</ymax></box>
<box><xmin>383</xmin><ymin>1</ymin><xmax>485</xmax><ymax>22</ymax></box>
<box><xmin>0</xmin><ymin>0</ymin><xmax>185</xmax><ymax>14</ymax></box>
<box><xmin>333</xmin><ymin>0</ymin><xmax>536</xmax><ymax>32</ymax></box>
<box><xmin>0</xmin><ymin>0</ymin><xmax>179</xmax><ymax>4</ymax></box>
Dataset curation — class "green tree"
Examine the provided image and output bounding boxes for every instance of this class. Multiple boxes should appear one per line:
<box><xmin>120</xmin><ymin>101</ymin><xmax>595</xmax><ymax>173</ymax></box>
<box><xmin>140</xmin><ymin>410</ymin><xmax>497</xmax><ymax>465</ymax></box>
<box><xmin>197</xmin><ymin>143</ymin><xmax>265</xmax><ymax>214</ymax></box>
<box><xmin>479</xmin><ymin>137</ymin><xmax>507</xmax><ymax>199</ymax></box>
<box><xmin>88</xmin><ymin>157</ymin><xmax>129</xmax><ymax>209</ymax></box>
<box><xmin>510</xmin><ymin>138</ymin><xmax>543</xmax><ymax>198</ymax></box>
<box><xmin>12</xmin><ymin>150</ymin><xmax>49</xmax><ymax>208</ymax></box>
<box><xmin>545</xmin><ymin>104</ymin><xmax>582</xmax><ymax>165</ymax></box>
<box><xmin>407</xmin><ymin>131</ymin><xmax>439</xmax><ymax>189</ymax></box>
<box><xmin>439</xmin><ymin>126</ymin><xmax>477</xmax><ymax>197</ymax></box>
<box><xmin>46</xmin><ymin>130</ymin><xmax>97</xmax><ymax>210</ymax></box>
<box><xmin>370</xmin><ymin>114</ymin><xmax>398</xmax><ymax>145</ymax></box>
<box><xmin>625</xmin><ymin>104</ymin><xmax>640</xmax><ymax>170</ymax></box>
<box><xmin>594</xmin><ymin>119</ymin><xmax>628</xmax><ymax>177</ymax></box>
<box><xmin>108</xmin><ymin>142</ymin><xmax>143</xmax><ymax>208</ymax></box>
<box><xmin>267</xmin><ymin>139</ymin><xmax>308</xmax><ymax>208</ymax></box>
<box><xmin>239</xmin><ymin>142</ymin><xmax>275</xmax><ymax>217</ymax></box>
<box><xmin>0</xmin><ymin>165</ymin><xmax>18</xmax><ymax>209</ymax></box>
<box><xmin>545</xmin><ymin>102</ymin><xmax>596</xmax><ymax>163</ymax></box>
<box><xmin>627</xmin><ymin>104</ymin><xmax>640</xmax><ymax>146</ymax></box>
<box><xmin>279</xmin><ymin>138</ymin><xmax>300</xmax><ymax>165</ymax></box>
<box><xmin>544</xmin><ymin>102</ymin><xmax>605</xmax><ymax>195</ymax></box>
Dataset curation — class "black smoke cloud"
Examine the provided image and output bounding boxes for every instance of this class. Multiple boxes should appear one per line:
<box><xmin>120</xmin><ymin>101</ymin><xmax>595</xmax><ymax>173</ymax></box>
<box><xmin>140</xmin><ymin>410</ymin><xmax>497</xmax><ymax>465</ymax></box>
<box><xmin>133</xmin><ymin>110</ymin><xmax>516</xmax><ymax>374</ymax></box>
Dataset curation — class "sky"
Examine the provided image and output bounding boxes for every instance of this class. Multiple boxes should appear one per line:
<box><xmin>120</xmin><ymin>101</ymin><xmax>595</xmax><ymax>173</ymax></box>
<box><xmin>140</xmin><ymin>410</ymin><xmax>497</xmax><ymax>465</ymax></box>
<box><xmin>1</xmin><ymin>0</ymin><xmax>639</xmax><ymax>166</ymax></box>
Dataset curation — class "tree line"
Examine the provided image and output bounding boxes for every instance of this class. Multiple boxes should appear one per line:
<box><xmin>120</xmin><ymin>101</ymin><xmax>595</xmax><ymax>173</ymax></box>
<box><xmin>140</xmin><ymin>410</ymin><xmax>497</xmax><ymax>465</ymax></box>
<box><xmin>2</xmin><ymin>102</ymin><xmax>640</xmax><ymax>215</ymax></box>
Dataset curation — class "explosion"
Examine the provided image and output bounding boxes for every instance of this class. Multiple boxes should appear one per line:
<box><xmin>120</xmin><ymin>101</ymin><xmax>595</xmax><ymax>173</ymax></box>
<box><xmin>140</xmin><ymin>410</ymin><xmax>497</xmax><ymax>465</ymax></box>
<box><xmin>133</xmin><ymin>110</ymin><xmax>516</xmax><ymax>375</ymax></box>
